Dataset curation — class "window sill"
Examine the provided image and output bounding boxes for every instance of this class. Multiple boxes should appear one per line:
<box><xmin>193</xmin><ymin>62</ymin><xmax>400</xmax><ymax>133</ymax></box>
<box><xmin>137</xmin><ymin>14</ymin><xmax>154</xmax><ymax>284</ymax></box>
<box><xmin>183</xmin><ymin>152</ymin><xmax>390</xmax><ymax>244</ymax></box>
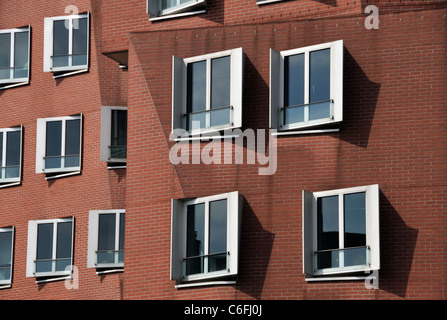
<box><xmin>149</xmin><ymin>9</ymin><xmax>206</xmax><ymax>22</ymax></box>
<box><xmin>34</xmin><ymin>274</ymin><xmax>72</xmax><ymax>284</ymax></box>
<box><xmin>0</xmin><ymin>80</ymin><xmax>29</xmax><ymax>90</ymax></box>
<box><xmin>175</xmin><ymin>280</ymin><xmax>236</xmax><ymax>289</ymax></box>
<box><xmin>0</xmin><ymin>181</ymin><xmax>21</xmax><ymax>189</ymax></box>
<box><xmin>257</xmin><ymin>0</ymin><xmax>286</xmax><ymax>5</ymax></box>
<box><xmin>0</xmin><ymin>283</ymin><xmax>11</xmax><ymax>290</ymax></box>
<box><xmin>51</xmin><ymin>68</ymin><xmax>88</xmax><ymax>79</ymax></box>
<box><xmin>95</xmin><ymin>268</ymin><xmax>124</xmax><ymax>275</ymax></box>
<box><xmin>44</xmin><ymin>170</ymin><xmax>81</xmax><ymax>180</ymax></box>
<box><xmin>272</xmin><ymin>128</ymin><xmax>339</xmax><ymax>136</ymax></box>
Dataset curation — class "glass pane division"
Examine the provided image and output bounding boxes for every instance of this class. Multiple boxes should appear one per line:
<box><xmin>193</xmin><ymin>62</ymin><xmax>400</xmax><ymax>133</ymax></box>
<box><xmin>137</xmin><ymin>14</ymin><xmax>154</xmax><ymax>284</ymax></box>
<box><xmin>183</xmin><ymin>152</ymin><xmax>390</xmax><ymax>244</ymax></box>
<box><xmin>0</xmin><ymin>33</ymin><xmax>11</xmax><ymax>80</ymax></box>
<box><xmin>0</xmin><ymin>231</ymin><xmax>12</xmax><ymax>281</ymax></box>
<box><xmin>315</xmin><ymin>246</ymin><xmax>369</xmax><ymax>270</ymax></box>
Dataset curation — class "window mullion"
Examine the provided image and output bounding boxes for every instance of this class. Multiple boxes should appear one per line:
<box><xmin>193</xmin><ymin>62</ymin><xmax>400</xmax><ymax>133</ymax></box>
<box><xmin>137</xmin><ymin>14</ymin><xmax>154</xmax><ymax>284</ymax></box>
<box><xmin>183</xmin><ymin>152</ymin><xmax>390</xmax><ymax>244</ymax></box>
<box><xmin>115</xmin><ymin>213</ymin><xmax>120</xmax><ymax>264</ymax></box>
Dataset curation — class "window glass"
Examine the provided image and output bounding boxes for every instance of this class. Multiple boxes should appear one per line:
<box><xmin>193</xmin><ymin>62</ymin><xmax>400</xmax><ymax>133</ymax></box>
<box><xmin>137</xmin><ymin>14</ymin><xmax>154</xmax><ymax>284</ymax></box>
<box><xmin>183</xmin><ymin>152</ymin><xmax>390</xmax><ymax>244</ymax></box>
<box><xmin>45</xmin><ymin>121</ymin><xmax>62</xmax><ymax>169</ymax></box>
<box><xmin>56</xmin><ymin>221</ymin><xmax>72</xmax><ymax>271</ymax></box>
<box><xmin>187</xmin><ymin>61</ymin><xmax>207</xmax><ymax>130</ymax></box>
<box><xmin>0</xmin><ymin>33</ymin><xmax>11</xmax><ymax>79</ymax></box>
<box><xmin>14</xmin><ymin>31</ymin><xmax>28</xmax><ymax>78</ymax></box>
<box><xmin>309</xmin><ymin>48</ymin><xmax>331</xmax><ymax>120</ymax></box>
<box><xmin>186</xmin><ymin>203</ymin><xmax>205</xmax><ymax>275</ymax></box>
<box><xmin>98</xmin><ymin>214</ymin><xmax>116</xmax><ymax>252</ymax></box>
<box><xmin>209</xmin><ymin>199</ymin><xmax>227</xmax><ymax>272</ymax></box>
<box><xmin>344</xmin><ymin>192</ymin><xmax>366</xmax><ymax>247</ymax></box>
<box><xmin>162</xmin><ymin>0</ymin><xmax>191</xmax><ymax>10</ymax></box>
<box><xmin>53</xmin><ymin>20</ymin><xmax>69</xmax><ymax>68</ymax></box>
<box><xmin>211</xmin><ymin>56</ymin><xmax>231</xmax><ymax>109</ymax></box>
<box><xmin>0</xmin><ymin>231</ymin><xmax>12</xmax><ymax>281</ymax></box>
<box><xmin>72</xmin><ymin>18</ymin><xmax>88</xmax><ymax>66</ymax></box>
<box><xmin>284</xmin><ymin>53</ymin><xmax>305</xmax><ymax>124</ymax></box>
<box><xmin>317</xmin><ymin>195</ymin><xmax>338</xmax><ymax>269</ymax></box>
<box><xmin>6</xmin><ymin>131</ymin><xmax>20</xmax><ymax>178</ymax></box>
<box><xmin>65</xmin><ymin>119</ymin><xmax>80</xmax><ymax>167</ymax></box>
<box><xmin>119</xmin><ymin>213</ymin><xmax>125</xmax><ymax>251</ymax></box>
<box><xmin>36</xmin><ymin>223</ymin><xmax>54</xmax><ymax>272</ymax></box>
<box><xmin>111</xmin><ymin>110</ymin><xmax>127</xmax><ymax>159</ymax></box>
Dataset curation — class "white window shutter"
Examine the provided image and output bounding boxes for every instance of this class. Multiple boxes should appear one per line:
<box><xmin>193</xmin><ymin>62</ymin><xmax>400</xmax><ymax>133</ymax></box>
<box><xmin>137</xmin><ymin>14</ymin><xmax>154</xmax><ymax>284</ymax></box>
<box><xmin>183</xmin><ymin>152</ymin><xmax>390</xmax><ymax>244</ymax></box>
<box><xmin>302</xmin><ymin>190</ymin><xmax>315</xmax><ymax>276</ymax></box>
<box><xmin>26</xmin><ymin>221</ymin><xmax>38</xmax><ymax>277</ymax></box>
<box><xmin>230</xmin><ymin>48</ymin><xmax>244</xmax><ymax>129</ymax></box>
<box><xmin>366</xmin><ymin>184</ymin><xmax>380</xmax><ymax>271</ymax></box>
<box><xmin>35</xmin><ymin>118</ymin><xmax>46</xmax><ymax>173</ymax></box>
<box><xmin>172</xmin><ymin>56</ymin><xmax>185</xmax><ymax>133</ymax></box>
<box><xmin>43</xmin><ymin>17</ymin><xmax>53</xmax><ymax>72</ymax></box>
<box><xmin>269</xmin><ymin>48</ymin><xmax>281</xmax><ymax>129</ymax></box>
<box><xmin>170</xmin><ymin>198</ymin><xmax>185</xmax><ymax>282</ymax></box>
<box><xmin>330</xmin><ymin>40</ymin><xmax>343</xmax><ymax>123</ymax></box>
<box><xmin>100</xmin><ymin>107</ymin><xmax>112</xmax><ymax>162</ymax></box>
<box><xmin>87</xmin><ymin>211</ymin><xmax>99</xmax><ymax>268</ymax></box>
<box><xmin>227</xmin><ymin>191</ymin><xmax>242</xmax><ymax>277</ymax></box>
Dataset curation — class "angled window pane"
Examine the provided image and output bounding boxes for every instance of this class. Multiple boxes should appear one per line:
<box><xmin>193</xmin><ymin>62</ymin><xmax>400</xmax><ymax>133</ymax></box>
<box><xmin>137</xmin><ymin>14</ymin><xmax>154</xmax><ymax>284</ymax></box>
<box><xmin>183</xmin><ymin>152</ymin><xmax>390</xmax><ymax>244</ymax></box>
<box><xmin>53</xmin><ymin>20</ymin><xmax>69</xmax><ymax>68</ymax></box>
<box><xmin>309</xmin><ymin>49</ymin><xmax>331</xmax><ymax>120</ymax></box>
<box><xmin>119</xmin><ymin>213</ymin><xmax>125</xmax><ymax>251</ymax></box>
<box><xmin>344</xmin><ymin>192</ymin><xmax>366</xmax><ymax>248</ymax></box>
<box><xmin>98</xmin><ymin>214</ymin><xmax>116</xmax><ymax>264</ymax></box>
<box><xmin>56</xmin><ymin>221</ymin><xmax>72</xmax><ymax>272</ymax></box>
<box><xmin>110</xmin><ymin>110</ymin><xmax>127</xmax><ymax>159</ymax></box>
<box><xmin>72</xmin><ymin>18</ymin><xmax>88</xmax><ymax>66</ymax></box>
<box><xmin>317</xmin><ymin>195</ymin><xmax>339</xmax><ymax>270</ymax></box>
<box><xmin>0</xmin><ymin>33</ymin><xmax>11</xmax><ymax>80</ymax></box>
<box><xmin>6</xmin><ymin>131</ymin><xmax>20</xmax><ymax>178</ymax></box>
<box><xmin>186</xmin><ymin>203</ymin><xmax>205</xmax><ymax>275</ymax></box>
<box><xmin>14</xmin><ymin>31</ymin><xmax>29</xmax><ymax>78</ymax></box>
<box><xmin>209</xmin><ymin>199</ymin><xmax>227</xmax><ymax>272</ymax></box>
<box><xmin>65</xmin><ymin>119</ymin><xmax>80</xmax><ymax>168</ymax></box>
<box><xmin>211</xmin><ymin>56</ymin><xmax>230</xmax><ymax>109</ymax></box>
<box><xmin>0</xmin><ymin>231</ymin><xmax>12</xmax><ymax>281</ymax></box>
<box><xmin>187</xmin><ymin>61</ymin><xmax>206</xmax><ymax>114</ymax></box>
<box><xmin>45</xmin><ymin>121</ymin><xmax>62</xmax><ymax>169</ymax></box>
<box><xmin>36</xmin><ymin>223</ymin><xmax>53</xmax><ymax>261</ymax></box>
<box><xmin>284</xmin><ymin>53</ymin><xmax>305</xmax><ymax>125</ymax></box>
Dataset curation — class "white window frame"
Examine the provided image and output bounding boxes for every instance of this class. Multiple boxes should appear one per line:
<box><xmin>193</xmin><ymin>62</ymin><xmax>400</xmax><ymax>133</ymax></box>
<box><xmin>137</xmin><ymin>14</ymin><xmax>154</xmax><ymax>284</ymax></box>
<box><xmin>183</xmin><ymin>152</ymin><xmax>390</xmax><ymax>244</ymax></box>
<box><xmin>256</xmin><ymin>0</ymin><xmax>289</xmax><ymax>5</ymax></box>
<box><xmin>35</xmin><ymin>114</ymin><xmax>83</xmax><ymax>177</ymax></box>
<box><xmin>0</xmin><ymin>226</ymin><xmax>14</xmax><ymax>288</ymax></box>
<box><xmin>87</xmin><ymin>209</ymin><xmax>125</xmax><ymax>271</ymax></box>
<box><xmin>0</xmin><ymin>26</ymin><xmax>30</xmax><ymax>90</ymax></box>
<box><xmin>148</xmin><ymin>0</ymin><xmax>206</xmax><ymax>21</ymax></box>
<box><xmin>171</xmin><ymin>191</ymin><xmax>242</xmax><ymax>284</ymax></box>
<box><xmin>0</xmin><ymin>125</ymin><xmax>22</xmax><ymax>186</ymax></box>
<box><xmin>100</xmin><ymin>106</ymin><xmax>127</xmax><ymax>165</ymax></box>
<box><xmin>26</xmin><ymin>217</ymin><xmax>74</xmax><ymax>280</ymax></box>
<box><xmin>302</xmin><ymin>184</ymin><xmax>380</xmax><ymax>278</ymax></box>
<box><xmin>43</xmin><ymin>12</ymin><xmax>89</xmax><ymax>78</ymax></box>
<box><xmin>172</xmin><ymin>48</ymin><xmax>244</xmax><ymax>137</ymax></box>
<box><xmin>270</xmin><ymin>40</ymin><xmax>343</xmax><ymax>132</ymax></box>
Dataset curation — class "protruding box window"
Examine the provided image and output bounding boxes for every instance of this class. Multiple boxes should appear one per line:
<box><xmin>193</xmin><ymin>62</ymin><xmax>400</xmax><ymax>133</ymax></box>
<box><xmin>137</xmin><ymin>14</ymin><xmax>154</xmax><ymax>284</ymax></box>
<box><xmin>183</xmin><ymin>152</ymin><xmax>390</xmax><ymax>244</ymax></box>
<box><xmin>0</xmin><ymin>26</ymin><xmax>30</xmax><ymax>90</ymax></box>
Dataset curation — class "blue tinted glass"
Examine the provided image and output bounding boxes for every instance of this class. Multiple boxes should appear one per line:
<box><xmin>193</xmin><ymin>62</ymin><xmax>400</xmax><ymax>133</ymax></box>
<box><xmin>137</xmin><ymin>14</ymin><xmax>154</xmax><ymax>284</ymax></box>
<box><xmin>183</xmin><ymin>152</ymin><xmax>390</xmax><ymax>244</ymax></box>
<box><xmin>0</xmin><ymin>33</ymin><xmax>11</xmax><ymax>79</ymax></box>
<box><xmin>309</xmin><ymin>48</ymin><xmax>330</xmax><ymax>103</ymax></box>
<box><xmin>46</xmin><ymin>121</ymin><xmax>62</xmax><ymax>157</ymax></box>
<box><xmin>72</xmin><ymin>18</ymin><xmax>88</xmax><ymax>66</ymax></box>
<box><xmin>14</xmin><ymin>31</ymin><xmax>28</xmax><ymax>78</ymax></box>
<box><xmin>187</xmin><ymin>61</ymin><xmax>206</xmax><ymax>113</ymax></box>
<box><xmin>284</xmin><ymin>53</ymin><xmax>305</xmax><ymax>107</ymax></box>
<box><xmin>0</xmin><ymin>231</ymin><xmax>12</xmax><ymax>267</ymax></box>
<box><xmin>317</xmin><ymin>195</ymin><xmax>339</xmax><ymax>251</ymax></box>
<box><xmin>65</xmin><ymin>119</ymin><xmax>80</xmax><ymax>156</ymax></box>
<box><xmin>186</xmin><ymin>203</ymin><xmax>205</xmax><ymax>275</ymax></box>
<box><xmin>56</xmin><ymin>222</ymin><xmax>72</xmax><ymax>259</ymax></box>
<box><xmin>98</xmin><ymin>214</ymin><xmax>116</xmax><ymax>251</ymax></box>
<box><xmin>119</xmin><ymin>213</ymin><xmax>125</xmax><ymax>251</ymax></box>
<box><xmin>53</xmin><ymin>20</ymin><xmax>69</xmax><ymax>67</ymax></box>
<box><xmin>37</xmin><ymin>223</ymin><xmax>53</xmax><ymax>260</ymax></box>
<box><xmin>6</xmin><ymin>131</ymin><xmax>20</xmax><ymax>178</ymax></box>
<box><xmin>211</xmin><ymin>56</ymin><xmax>230</xmax><ymax>109</ymax></box>
<box><xmin>344</xmin><ymin>192</ymin><xmax>366</xmax><ymax>248</ymax></box>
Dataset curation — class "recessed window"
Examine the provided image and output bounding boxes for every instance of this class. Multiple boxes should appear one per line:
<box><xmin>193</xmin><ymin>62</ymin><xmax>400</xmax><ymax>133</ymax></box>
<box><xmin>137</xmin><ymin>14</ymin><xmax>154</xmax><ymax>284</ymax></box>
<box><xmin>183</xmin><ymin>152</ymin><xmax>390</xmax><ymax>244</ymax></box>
<box><xmin>100</xmin><ymin>106</ymin><xmax>127</xmax><ymax>164</ymax></box>
<box><xmin>148</xmin><ymin>0</ymin><xmax>206</xmax><ymax>20</ymax></box>
<box><xmin>35</xmin><ymin>115</ymin><xmax>82</xmax><ymax>177</ymax></box>
<box><xmin>171</xmin><ymin>191</ymin><xmax>242</xmax><ymax>284</ymax></box>
<box><xmin>0</xmin><ymin>227</ymin><xmax>14</xmax><ymax>288</ymax></box>
<box><xmin>270</xmin><ymin>40</ymin><xmax>343</xmax><ymax>131</ymax></box>
<box><xmin>172</xmin><ymin>48</ymin><xmax>244</xmax><ymax>136</ymax></box>
<box><xmin>26</xmin><ymin>218</ymin><xmax>74</xmax><ymax>280</ymax></box>
<box><xmin>43</xmin><ymin>13</ymin><xmax>89</xmax><ymax>77</ymax></box>
<box><xmin>302</xmin><ymin>185</ymin><xmax>380</xmax><ymax>278</ymax></box>
<box><xmin>0</xmin><ymin>26</ymin><xmax>30</xmax><ymax>90</ymax></box>
<box><xmin>87</xmin><ymin>210</ymin><xmax>125</xmax><ymax>271</ymax></box>
<box><xmin>0</xmin><ymin>126</ymin><xmax>22</xmax><ymax>186</ymax></box>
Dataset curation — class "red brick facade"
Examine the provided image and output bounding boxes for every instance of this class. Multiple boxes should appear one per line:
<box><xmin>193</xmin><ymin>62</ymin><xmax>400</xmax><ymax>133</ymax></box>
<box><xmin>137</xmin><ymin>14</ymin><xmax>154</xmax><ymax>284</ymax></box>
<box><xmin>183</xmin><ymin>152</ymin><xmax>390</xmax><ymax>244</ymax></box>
<box><xmin>0</xmin><ymin>0</ymin><xmax>446</xmax><ymax>300</ymax></box>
